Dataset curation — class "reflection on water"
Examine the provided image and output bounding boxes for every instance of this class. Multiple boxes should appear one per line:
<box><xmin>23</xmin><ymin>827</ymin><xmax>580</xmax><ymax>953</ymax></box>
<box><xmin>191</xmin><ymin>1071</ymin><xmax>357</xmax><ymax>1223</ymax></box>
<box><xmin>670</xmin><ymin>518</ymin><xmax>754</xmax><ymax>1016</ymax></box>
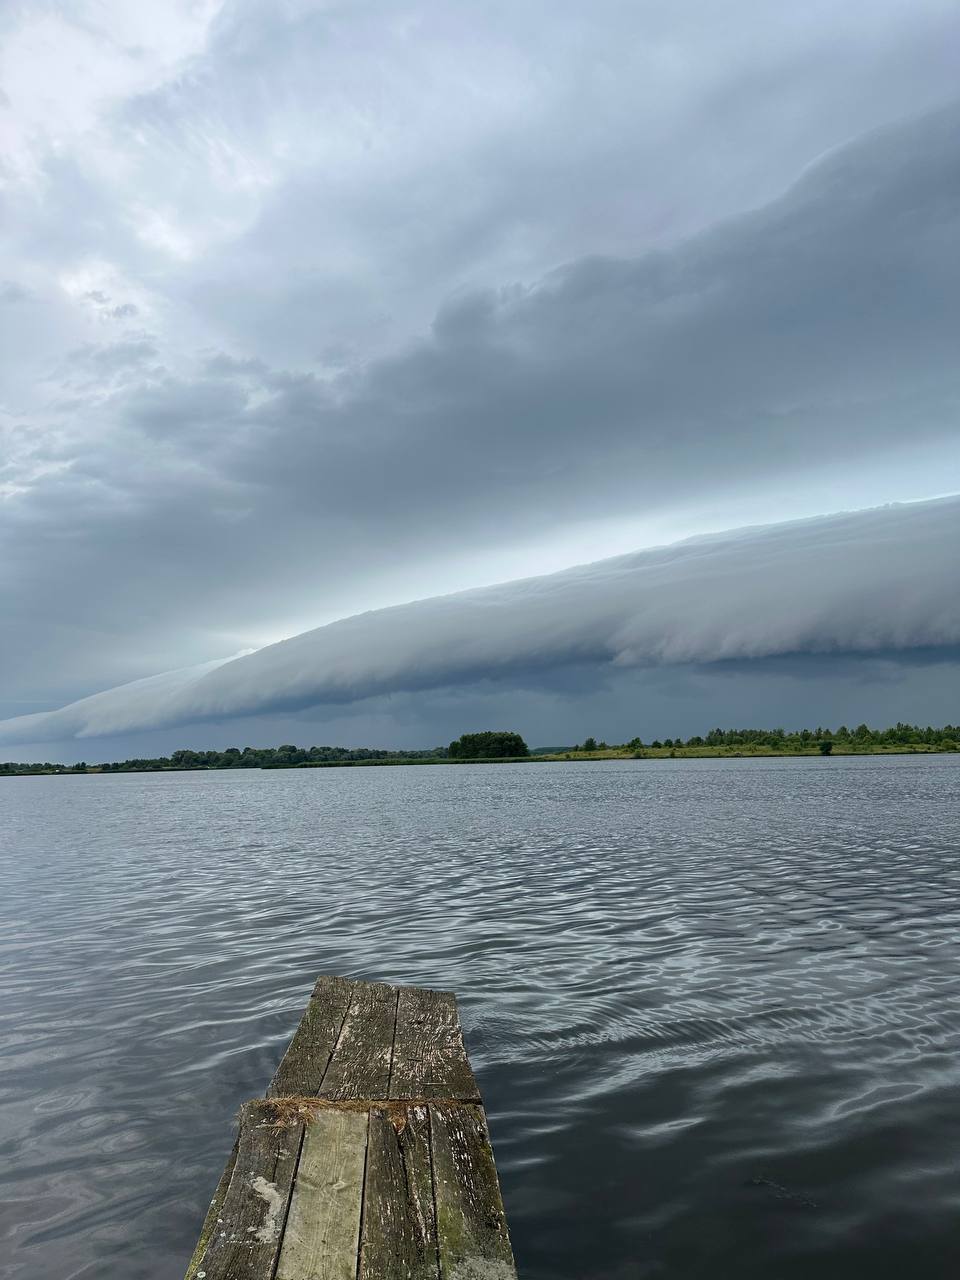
<box><xmin>1</xmin><ymin>756</ymin><xmax>960</xmax><ymax>1278</ymax></box>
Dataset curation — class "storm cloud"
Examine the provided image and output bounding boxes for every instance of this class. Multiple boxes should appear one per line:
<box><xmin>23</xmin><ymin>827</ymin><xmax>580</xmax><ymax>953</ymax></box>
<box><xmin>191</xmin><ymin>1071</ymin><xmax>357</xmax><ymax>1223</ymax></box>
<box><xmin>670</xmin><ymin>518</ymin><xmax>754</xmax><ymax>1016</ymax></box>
<box><xmin>2</xmin><ymin>2</ymin><xmax>959</xmax><ymax>742</ymax></box>
<box><xmin>1</xmin><ymin>497</ymin><xmax>955</xmax><ymax>746</ymax></box>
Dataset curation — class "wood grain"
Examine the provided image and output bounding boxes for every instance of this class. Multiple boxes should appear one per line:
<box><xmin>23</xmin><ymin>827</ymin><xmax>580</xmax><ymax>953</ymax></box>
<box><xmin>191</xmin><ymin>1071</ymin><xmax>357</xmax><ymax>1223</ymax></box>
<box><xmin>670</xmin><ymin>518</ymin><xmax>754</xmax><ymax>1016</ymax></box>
<box><xmin>186</xmin><ymin>978</ymin><xmax>516</xmax><ymax>1280</ymax></box>
<box><xmin>359</xmin><ymin>1104</ymin><xmax>439</xmax><ymax>1279</ymax></box>
<box><xmin>276</xmin><ymin>1107</ymin><xmax>368</xmax><ymax>1280</ymax></box>
<box><xmin>192</xmin><ymin>1101</ymin><xmax>303</xmax><ymax>1280</ymax></box>
<box><xmin>183</xmin><ymin>1133</ymin><xmax>239</xmax><ymax>1280</ymax></box>
<box><xmin>390</xmin><ymin>987</ymin><xmax>480</xmax><ymax>1101</ymax></box>
<box><xmin>268</xmin><ymin>975</ymin><xmax>355</xmax><ymax>1098</ymax></box>
<box><xmin>430</xmin><ymin>1103</ymin><xmax>517</xmax><ymax>1279</ymax></box>
<box><xmin>319</xmin><ymin>981</ymin><xmax>398</xmax><ymax>1100</ymax></box>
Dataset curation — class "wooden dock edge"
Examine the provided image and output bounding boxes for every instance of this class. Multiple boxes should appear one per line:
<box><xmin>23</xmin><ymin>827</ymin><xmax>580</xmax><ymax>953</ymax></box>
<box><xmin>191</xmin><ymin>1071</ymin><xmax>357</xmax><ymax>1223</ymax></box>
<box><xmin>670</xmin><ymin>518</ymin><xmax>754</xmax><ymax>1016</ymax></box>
<box><xmin>185</xmin><ymin>976</ymin><xmax>517</xmax><ymax>1279</ymax></box>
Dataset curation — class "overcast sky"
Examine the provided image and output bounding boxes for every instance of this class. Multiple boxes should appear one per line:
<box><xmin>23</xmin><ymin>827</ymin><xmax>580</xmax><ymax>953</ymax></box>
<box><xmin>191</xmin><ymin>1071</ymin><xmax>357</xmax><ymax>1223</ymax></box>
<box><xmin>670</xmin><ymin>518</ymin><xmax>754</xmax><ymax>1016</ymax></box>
<box><xmin>2</xmin><ymin>1</ymin><xmax>959</xmax><ymax>757</ymax></box>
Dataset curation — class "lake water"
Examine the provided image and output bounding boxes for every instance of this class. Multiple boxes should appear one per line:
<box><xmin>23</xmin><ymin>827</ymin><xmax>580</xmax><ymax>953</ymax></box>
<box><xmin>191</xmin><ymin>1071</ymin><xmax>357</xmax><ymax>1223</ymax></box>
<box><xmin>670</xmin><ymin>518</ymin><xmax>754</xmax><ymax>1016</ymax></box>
<box><xmin>1</xmin><ymin>755</ymin><xmax>960</xmax><ymax>1278</ymax></box>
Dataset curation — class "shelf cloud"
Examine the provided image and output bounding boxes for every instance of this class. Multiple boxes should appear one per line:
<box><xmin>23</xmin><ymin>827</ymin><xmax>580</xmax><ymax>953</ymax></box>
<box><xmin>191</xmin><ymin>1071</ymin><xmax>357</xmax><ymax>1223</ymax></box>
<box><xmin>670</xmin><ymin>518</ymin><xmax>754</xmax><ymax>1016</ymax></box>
<box><xmin>3</xmin><ymin>66</ymin><xmax>960</xmax><ymax>709</ymax></box>
<box><xmin>3</xmin><ymin>4</ymin><xmax>960</xmax><ymax>746</ymax></box>
<box><xmin>2</xmin><ymin>496</ymin><xmax>956</xmax><ymax>747</ymax></box>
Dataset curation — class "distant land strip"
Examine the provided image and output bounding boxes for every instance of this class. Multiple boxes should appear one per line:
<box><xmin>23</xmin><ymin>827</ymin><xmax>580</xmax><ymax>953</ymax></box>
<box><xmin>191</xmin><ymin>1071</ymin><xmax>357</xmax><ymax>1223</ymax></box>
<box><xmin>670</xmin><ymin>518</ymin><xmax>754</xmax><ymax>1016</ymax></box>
<box><xmin>2</xmin><ymin>722</ymin><xmax>958</xmax><ymax>775</ymax></box>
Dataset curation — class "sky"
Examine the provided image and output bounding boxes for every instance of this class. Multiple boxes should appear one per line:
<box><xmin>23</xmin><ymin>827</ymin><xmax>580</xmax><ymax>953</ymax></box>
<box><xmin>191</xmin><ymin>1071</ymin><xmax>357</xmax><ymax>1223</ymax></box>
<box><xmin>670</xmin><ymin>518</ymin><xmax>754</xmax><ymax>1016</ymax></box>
<box><xmin>1</xmin><ymin>0</ymin><xmax>959</xmax><ymax>759</ymax></box>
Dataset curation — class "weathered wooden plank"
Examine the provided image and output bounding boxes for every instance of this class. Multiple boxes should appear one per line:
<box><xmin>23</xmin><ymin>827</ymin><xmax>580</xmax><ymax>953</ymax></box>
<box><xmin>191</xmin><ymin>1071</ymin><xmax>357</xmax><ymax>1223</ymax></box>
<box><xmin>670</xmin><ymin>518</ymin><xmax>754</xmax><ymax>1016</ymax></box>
<box><xmin>359</xmin><ymin>1104</ymin><xmax>439</xmax><ymax>1279</ymax></box>
<box><xmin>192</xmin><ymin>1101</ymin><xmax>303</xmax><ymax>1280</ymax></box>
<box><xmin>390</xmin><ymin>986</ymin><xmax>480</xmax><ymax>1101</ymax></box>
<box><xmin>184</xmin><ymin>1133</ymin><xmax>239</xmax><ymax>1280</ymax></box>
<box><xmin>187</xmin><ymin>977</ymin><xmax>517</xmax><ymax>1280</ymax></box>
<box><xmin>276</xmin><ymin>1107</ymin><xmax>368</xmax><ymax>1280</ymax></box>
<box><xmin>318</xmin><ymin>981</ymin><xmax>398</xmax><ymax>1100</ymax></box>
<box><xmin>430</xmin><ymin>1104</ymin><xmax>517</xmax><ymax>1279</ymax></box>
<box><xmin>268</xmin><ymin>974</ymin><xmax>356</xmax><ymax>1098</ymax></box>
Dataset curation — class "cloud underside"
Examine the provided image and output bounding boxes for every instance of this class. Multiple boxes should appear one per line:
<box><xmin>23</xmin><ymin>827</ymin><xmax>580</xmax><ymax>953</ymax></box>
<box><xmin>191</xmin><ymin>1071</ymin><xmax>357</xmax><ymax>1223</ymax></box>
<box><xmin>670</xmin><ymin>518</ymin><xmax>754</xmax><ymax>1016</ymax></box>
<box><xmin>2</xmin><ymin>496</ymin><xmax>956</xmax><ymax>746</ymax></box>
<box><xmin>3</xmin><ymin>98</ymin><xmax>960</xmax><ymax>707</ymax></box>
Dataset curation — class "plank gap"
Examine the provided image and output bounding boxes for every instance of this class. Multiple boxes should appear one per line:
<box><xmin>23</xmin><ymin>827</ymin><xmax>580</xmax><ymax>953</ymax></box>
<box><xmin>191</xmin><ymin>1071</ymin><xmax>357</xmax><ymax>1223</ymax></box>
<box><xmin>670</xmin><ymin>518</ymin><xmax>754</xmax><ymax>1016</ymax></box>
<box><xmin>317</xmin><ymin>982</ymin><xmax>358</xmax><ymax>1094</ymax></box>
<box><xmin>428</xmin><ymin>1103</ymin><xmax>443</xmax><ymax>1280</ymax></box>
<box><xmin>269</xmin><ymin>1118</ymin><xmax>307</xmax><ymax>1280</ymax></box>
<box><xmin>268</xmin><ymin>975</ymin><xmax>356</xmax><ymax>1098</ymax></box>
<box><xmin>385</xmin><ymin>986</ymin><xmax>401</xmax><ymax>1099</ymax></box>
<box><xmin>354</xmin><ymin>1107</ymin><xmax>372</xmax><ymax>1280</ymax></box>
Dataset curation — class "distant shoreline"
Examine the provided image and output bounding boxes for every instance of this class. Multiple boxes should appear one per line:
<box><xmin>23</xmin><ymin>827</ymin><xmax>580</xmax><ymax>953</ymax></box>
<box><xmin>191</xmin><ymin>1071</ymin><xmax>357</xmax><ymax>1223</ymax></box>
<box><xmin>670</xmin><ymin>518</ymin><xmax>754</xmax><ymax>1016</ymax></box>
<box><xmin>271</xmin><ymin>743</ymin><xmax>953</xmax><ymax>766</ymax></box>
<box><xmin>2</xmin><ymin>742</ymin><xmax>955</xmax><ymax>777</ymax></box>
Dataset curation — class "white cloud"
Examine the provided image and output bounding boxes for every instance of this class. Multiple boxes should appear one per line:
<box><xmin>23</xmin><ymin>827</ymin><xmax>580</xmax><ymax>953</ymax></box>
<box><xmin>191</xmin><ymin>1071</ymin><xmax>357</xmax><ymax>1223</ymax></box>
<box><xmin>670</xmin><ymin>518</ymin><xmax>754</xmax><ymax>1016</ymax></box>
<box><xmin>0</xmin><ymin>2</ymin><xmax>223</xmax><ymax>185</ymax></box>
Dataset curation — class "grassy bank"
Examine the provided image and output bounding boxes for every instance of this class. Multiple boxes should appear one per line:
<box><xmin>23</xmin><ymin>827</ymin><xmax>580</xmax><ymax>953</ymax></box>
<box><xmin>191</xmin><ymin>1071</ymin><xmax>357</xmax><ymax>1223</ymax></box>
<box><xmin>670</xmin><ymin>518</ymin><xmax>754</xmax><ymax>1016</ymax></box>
<box><xmin>271</xmin><ymin>743</ymin><xmax>954</xmax><ymax>767</ymax></box>
<box><xmin>538</xmin><ymin>742</ymin><xmax>952</xmax><ymax>761</ymax></box>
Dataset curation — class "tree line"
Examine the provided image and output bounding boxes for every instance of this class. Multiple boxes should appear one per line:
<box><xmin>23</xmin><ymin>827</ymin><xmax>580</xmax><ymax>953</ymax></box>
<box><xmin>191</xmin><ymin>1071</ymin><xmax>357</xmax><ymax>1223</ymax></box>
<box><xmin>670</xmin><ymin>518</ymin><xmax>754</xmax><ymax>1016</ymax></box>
<box><xmin>0</xmin><ymin>731</ymin><xmax>533</xmax><ymax>775</ymax></box>
<box><xmin>2</xmin><ymin>722</ymin><xmax>958</xmax><ymax>776</ymax></box>
<box><xmin>571</xmin><ymin>722</ymin><xmax>960</xmax><ymax>752</ymax></box>
<box><xmin>0</xmin><ymin>742</ymin><xmax>450</xmax><ymax>775</ymax></box>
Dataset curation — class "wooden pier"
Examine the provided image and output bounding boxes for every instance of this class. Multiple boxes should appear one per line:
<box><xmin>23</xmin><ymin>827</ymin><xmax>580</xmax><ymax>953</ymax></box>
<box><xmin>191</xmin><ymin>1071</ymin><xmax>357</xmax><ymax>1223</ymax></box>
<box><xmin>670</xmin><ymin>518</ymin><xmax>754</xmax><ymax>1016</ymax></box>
<box><xmin>185</xmin><ymin>975</ymin><xmax>517</xmax><ymax>1279</ymax></box>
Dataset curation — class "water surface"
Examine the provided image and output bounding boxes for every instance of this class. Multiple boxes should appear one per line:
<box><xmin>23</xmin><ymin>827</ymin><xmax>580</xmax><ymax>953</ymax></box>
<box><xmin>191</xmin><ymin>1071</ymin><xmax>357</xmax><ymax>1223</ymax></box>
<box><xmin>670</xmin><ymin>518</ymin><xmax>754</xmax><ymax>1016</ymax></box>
<box><xmin>1</xmin><ymin>755</ymin><xmax>959</xmax><ymax>1278</ymax></box>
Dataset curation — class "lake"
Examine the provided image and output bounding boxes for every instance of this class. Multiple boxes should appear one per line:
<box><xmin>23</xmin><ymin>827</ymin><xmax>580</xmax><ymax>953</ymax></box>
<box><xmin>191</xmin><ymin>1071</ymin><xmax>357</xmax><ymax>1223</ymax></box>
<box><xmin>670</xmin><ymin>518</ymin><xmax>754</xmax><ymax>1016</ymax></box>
<box><xmin>1</xmin><ymin>755</ymin><xmax>959</xmax><ymax>1278</ymax></box>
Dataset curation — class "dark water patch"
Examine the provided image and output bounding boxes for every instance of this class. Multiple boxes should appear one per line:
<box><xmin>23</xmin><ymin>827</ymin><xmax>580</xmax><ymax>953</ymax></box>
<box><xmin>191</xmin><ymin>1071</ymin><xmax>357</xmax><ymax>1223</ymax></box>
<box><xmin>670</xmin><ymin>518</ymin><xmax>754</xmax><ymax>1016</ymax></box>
<box><xmin>1</xmin><ymin>755</ymin><xmax>959</xmax><ymax>1277</ymax></box>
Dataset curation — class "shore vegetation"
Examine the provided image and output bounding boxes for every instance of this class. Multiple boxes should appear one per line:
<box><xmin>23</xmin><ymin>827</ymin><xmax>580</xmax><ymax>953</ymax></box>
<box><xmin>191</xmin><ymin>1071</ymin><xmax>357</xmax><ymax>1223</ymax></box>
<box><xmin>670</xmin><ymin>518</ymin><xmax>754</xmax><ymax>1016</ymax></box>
<box><xmin>2</xmin><ymin>722</ymin><xmax>957</xmax><ymax>776</ymax></box>
<box><xmin>448</xmin><ymin>731</ymin><xmax>529</xmax><ymax>759</ymax></box>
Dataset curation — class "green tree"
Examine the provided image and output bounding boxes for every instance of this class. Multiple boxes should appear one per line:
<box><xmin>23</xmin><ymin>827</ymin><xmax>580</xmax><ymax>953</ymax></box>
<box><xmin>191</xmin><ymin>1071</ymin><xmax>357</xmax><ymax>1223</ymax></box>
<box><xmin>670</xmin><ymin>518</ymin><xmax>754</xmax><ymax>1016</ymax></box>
<box><xmin>582</xmin><ymin>737</ymin><xmax>598</xmax><ymax>753</ymax></box>
<box><xmin>819</xmin><ymin>740</ymin><xmax>833</xmax><ymax>755</ymax></box>
<box><xmin>448</xmin><ymin>731</ymin><xmax>529</xmax><ymax>759</ymax></box>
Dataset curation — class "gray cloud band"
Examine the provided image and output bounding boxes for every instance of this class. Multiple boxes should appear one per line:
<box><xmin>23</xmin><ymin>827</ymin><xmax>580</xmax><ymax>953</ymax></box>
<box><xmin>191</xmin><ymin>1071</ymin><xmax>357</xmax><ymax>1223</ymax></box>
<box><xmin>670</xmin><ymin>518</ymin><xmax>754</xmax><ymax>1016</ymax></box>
<box><xmin>1</xmin><ymin>496</ymin><xmax>955</xmax><ymax>745</ymax></box>
<box><xmin>4</xmin><ymin>103</ymin><xmax>960</xmax><ymax>704</ymax></box>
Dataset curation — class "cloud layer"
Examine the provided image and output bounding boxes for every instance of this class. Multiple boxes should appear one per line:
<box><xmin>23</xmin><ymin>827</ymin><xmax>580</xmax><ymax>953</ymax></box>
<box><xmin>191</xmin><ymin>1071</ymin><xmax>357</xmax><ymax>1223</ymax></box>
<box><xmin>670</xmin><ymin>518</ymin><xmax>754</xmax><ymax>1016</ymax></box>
<box><xmin>2</xmin><ymin>496</ymin><xmax>956</xmax><ymax>746</ymax></box>
<box><xmin>2</xmin><ymin>2</ymin><xmax>960</xmax><ymax>720</ymax></box>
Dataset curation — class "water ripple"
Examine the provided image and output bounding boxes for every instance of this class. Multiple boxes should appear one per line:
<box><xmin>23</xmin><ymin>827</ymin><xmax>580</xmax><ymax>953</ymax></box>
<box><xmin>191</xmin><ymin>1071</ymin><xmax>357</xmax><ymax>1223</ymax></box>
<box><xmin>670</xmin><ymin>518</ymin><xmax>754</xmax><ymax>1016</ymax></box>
<box><xmin>1</xmin><ymin>755</ymin><xmax>959</xmax><ymax>1277</ymax></box>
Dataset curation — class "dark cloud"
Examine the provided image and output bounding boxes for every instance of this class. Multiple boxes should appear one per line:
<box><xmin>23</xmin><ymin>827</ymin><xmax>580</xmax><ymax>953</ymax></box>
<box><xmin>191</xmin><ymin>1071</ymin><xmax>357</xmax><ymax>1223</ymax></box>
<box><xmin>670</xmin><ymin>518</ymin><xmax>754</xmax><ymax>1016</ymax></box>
<box><xmin>2</xmin><ymin>2</ymin><xmax>960</xmax><ymax>732</ymax></box>
<box><xmin>1</xmin><ymin>497</ymin><xmax>956</xmax><ymax>745</ymax></box>
<box><xmin>3</xmin><ymin>102</ymin><xmax>959</xmax><ymax>707</ymax></box>
<box><xmin>11</xmin><ymin>651</ymin><xmax>960</xmax><ymax>765</ymax></box>
<box><xmin>142</xmin><ymin>0</ymin><xmax>960</xmax><ymax>366</ymax></box>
